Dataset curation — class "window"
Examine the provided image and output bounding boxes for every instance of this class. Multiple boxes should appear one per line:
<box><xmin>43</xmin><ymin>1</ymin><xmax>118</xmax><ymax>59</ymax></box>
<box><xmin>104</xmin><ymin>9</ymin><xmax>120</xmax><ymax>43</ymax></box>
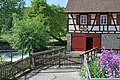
<box><xmin>80</xmin><ymin>15</ymin><xmax>87</xmax><ymax>24</ymax></box>
<box><xmin>100</xmin><ymin>15</ymin><xmax>107</xmax><ymax>24</ymax></box>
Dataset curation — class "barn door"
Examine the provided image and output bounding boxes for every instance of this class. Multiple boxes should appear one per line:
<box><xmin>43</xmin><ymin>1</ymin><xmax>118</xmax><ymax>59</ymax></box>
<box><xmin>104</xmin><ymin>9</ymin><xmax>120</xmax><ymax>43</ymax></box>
<box><xmin>86</xmin><ymin>37</ymin><xmax>93</xmax><ymax>50</ymax></box>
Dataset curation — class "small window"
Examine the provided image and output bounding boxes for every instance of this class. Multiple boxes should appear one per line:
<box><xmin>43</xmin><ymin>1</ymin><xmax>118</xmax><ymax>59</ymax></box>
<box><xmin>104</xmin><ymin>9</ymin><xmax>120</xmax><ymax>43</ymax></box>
<box><xmin>80</xmin><ymin>15</ymin><xmax>87</xmax><ymax>24</ymax></box>
<box><xmin>100</xmin><ymin>15</ymin><xmax>107</xmax><ymax>24</ymax></box>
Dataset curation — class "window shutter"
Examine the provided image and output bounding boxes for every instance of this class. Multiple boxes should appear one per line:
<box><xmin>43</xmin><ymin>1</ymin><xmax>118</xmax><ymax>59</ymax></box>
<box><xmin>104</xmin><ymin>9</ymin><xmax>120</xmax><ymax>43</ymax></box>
<box><xmin>96</xmin><ymin>15</ymin><xmax>100</xmax><ymax>25</ymax></box>
<box><xmin>108</xmin><ymin>15</ymin><xmax>112</xmax><ymax>25</ymax></box>
<box><xmin>76</xmin><ymin>15</ymin><xmax>80</xmax><ymax>25</ymax></box>
<box><xmin>88</xmin><ymin>15</ymin><xmax>91</xmax><ymax>25</ymax></box>
<box><xmin>117</xmin><ymin>15</ymin><xmax>120</xmax><ymax>25</ymax></box>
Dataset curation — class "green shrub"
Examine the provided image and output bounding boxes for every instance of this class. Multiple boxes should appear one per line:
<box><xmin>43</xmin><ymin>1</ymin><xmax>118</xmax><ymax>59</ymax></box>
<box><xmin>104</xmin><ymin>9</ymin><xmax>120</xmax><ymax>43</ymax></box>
<box><xmin>88</xmin><ymin>58</ymin><xmax>106</xmax><ymax>78</ymax></box>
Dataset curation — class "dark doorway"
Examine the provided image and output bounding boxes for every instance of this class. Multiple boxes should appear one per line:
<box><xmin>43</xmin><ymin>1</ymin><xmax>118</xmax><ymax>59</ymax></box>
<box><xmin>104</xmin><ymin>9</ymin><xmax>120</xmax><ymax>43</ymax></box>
<box><xmin>86</xmin><ymin>37</ymin><xmax>93</xmax><ymax>50</ymax></box>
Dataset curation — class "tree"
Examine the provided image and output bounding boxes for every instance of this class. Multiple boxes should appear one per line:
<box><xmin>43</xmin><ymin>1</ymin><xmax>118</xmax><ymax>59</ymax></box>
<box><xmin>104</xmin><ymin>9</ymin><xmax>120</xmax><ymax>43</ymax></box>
<box><xmin>24</xmin><ymin>0</ymin><xmax>67</xmax><ymax>43</ymax></box>
<box><xmin>11</xmin><ymin>13</ymin><xmax>49</xmax><ymax>54</ymax></box>
<box><xmin>0</xmin><ymin>0</ymin><xmax>25</xmax><ymax>31</ymax></box>
<box><xmin>47</xmin><ymin>5</ymin><xmax>67</xmax><ymax>43</ymax></box>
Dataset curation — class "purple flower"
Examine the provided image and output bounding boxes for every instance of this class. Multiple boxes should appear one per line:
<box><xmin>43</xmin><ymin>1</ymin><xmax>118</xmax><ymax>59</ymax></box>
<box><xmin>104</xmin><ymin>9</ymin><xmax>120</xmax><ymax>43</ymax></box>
<box><xmin>98</xmin><ymin>48</ymin><xmax>120</xmax><ymax>78</ymax></box>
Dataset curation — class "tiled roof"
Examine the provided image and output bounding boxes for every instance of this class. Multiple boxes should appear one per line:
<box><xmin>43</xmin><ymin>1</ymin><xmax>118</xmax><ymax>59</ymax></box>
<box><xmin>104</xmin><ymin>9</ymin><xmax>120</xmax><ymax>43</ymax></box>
<box><xmin>64</xmin><ymin>0</ymin><xmax>120</xmax><ymax>13</ymax></box>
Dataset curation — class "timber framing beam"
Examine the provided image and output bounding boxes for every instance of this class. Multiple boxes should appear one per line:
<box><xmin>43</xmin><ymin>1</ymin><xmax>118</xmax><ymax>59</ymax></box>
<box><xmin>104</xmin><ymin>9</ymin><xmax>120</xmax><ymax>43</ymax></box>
<box><xmin>111</xmin><ymin>13</ymin><xmax>118</xmax><ymax>31</ymax></box>
<box><xmin>90</xmin><ymin>13</ymin><xmax>97</xmax><ymax>31</ymax></box>
<box><xmin>71</xmin><ymin>14</ymin><xmax>77</xmax><ymax>31</ymax></box>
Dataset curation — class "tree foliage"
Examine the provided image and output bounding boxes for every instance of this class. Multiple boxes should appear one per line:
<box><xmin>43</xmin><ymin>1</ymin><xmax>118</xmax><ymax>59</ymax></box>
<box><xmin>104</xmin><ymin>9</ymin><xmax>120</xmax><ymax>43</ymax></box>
<box><xmin>23</xmin><ymin>0</ymin><xmax>67</xmax><ymax>42</ymax></box>
<box><xmin>2</xmin><ymin>0</ymin><xmax>67</xmax><ymax>53</ymax></box>
<box><xmin>0</xmin><ymin>0</ymin><xmax>25</xmax><ymax>31</ymax></box>
<box><xmin>48</xmin><ymin>5</ymin><xmax>66</xmax><ymax>40</ymax></box>
<box><xmin>11</xmin><ymin>13</ymin><xmax>48</xmax><ymax>53</ymax></box>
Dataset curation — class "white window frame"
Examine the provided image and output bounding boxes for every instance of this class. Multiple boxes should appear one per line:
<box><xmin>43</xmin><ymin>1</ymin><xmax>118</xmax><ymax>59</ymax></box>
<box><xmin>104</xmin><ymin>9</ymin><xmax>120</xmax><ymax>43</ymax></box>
<box><xmin>100</xmin><ymin>15</ymin><xmax>107</xmax><ymax>25</ymax></box>
<box><xmin>80</xmin><ymin>15</ymin><xmax>87</xmax><ymax>24</ymax></box>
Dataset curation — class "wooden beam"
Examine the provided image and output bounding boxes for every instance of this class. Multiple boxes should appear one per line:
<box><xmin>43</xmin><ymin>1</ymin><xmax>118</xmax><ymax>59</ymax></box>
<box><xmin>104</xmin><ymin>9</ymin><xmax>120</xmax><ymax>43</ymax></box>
<box><xmin>71</xmin><ymin>14</ymin><xmax>77</xmax><ymax>31</ymax></box>
<box><xmin>90</xmin><ymin>14</ymin><xmax>97</xmax><ymax>31</ymax></box>
<box><xmin>111</xmin><ymin>13</ymin><xmax>118</xmax><ymax>31</ymax></box>
<box><xmin>107</xmin><ymin>14</ymin><xmax>109</xmax><ymax>31</ymax></box>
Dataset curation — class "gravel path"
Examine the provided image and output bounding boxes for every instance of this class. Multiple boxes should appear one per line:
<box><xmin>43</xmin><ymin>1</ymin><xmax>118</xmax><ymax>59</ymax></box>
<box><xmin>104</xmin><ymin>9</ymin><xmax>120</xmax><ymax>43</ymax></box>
<box><xmin>19</xmin><ymin>66</ymin><xmax>83</xmax><ymax>80</ymax></box>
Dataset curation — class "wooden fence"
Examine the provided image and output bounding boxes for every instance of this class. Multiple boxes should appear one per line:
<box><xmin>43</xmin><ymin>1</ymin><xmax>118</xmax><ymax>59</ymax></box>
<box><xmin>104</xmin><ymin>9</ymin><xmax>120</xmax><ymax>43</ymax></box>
<box><xmin>0</xmin><ymin>47</ymin><xmax>119</xmax><ymax>80</ymax></box>
<box><xmin>0</xmin><ymin>57</ymin><xmax>30</xmax><ymax>80</ymax></box>
<box><xmin>30</xmin><ymin>47</ymin><xmax>65</xmax><ymax>69</ymax></box>
<box><xmin>0</xmin><ymin>47</ymin><xmax>65</xmax><ymax>80</ymax></box>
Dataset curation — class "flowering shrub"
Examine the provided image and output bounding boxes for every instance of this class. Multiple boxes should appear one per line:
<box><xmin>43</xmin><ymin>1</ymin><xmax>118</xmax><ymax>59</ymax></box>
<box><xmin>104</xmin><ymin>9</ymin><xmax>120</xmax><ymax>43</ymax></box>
<box><xmin>99</xmin><ymin>49</ymin><xmax>120</xmax><ymax>78</ymax></box>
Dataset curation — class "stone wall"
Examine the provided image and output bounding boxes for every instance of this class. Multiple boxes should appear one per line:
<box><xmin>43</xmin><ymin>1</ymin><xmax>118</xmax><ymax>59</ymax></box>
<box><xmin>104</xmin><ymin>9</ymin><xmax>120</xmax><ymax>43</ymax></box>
<box><xmin>67</xmin><ymin>33</ymin><xmax>71</xmax><ymax>51</ymax></box>
<box><xmin>101</xmin><ymin>34</ymin><xmax>120</xmax><ymax>49</ymax></box>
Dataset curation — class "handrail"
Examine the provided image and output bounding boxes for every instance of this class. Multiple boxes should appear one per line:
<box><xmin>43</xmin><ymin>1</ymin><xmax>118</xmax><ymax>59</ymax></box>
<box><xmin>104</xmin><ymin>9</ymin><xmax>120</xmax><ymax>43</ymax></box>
<box><xmin>84</xmin><ymin>54</ymin><xmax>91</xmax><ymax>80</ymax></box>
<box><xmin>81</xmin><ymin>48</ymin><xmax>98</xmax><ymax>55</ymax></box>
<box><xmin>30</xmin><ymin>47</ymin><xmax>65</xmax><ymax>69</ymax></box>
<box><xmin>31</xmin><ymin>47</ymin><xmax>65</xmax><ymax>56</ymax></box>
<box><xmin>80</xmin><ymin>47</ymin><xmax>98</xmax><ymax>80</ymax></box>
<box><xmin>0</xmin><ymin>57</ymin><xmax>31</xmax><ymax>80</ymax></box>
<box><xmin>0</xmin><ymin>46</ymin><xmax>65</xmax><ymax>80</ymax></box>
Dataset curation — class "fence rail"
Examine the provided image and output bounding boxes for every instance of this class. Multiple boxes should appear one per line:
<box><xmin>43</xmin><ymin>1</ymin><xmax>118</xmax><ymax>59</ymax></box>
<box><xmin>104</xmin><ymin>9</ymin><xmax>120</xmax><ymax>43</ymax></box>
<box><xmin>1</xmin><ymin>47</ymin><xmax>119</xmax><ymax>80</ymax></box>
<box><xmin>30</xmin><ymin>47</ymin><xmax>65</xmax><ymax>69</ymax></box>
<box><xmin>0</xmin><ymin>57</ymin><xmax>31</xmax><ymax>80</ymax></box>
<box><xmin>0</xmin><ymin>47</ymin><xmax>65</xmax><ymax>80</ymax></box>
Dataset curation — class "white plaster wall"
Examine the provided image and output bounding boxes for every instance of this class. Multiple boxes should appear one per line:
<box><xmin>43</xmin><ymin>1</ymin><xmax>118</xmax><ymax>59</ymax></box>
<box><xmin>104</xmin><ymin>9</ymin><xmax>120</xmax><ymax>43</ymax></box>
<box><xmin>68</xmin><ymin>13</ymin><xmax>120</xmax><ymax>32</ymax></box>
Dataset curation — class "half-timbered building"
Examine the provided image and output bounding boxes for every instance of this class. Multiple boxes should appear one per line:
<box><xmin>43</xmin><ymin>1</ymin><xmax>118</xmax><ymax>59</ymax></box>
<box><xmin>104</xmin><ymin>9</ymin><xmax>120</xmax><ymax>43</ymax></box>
<box><xmin>65</xmin><ymin>0</ymin><xmax>120</xmax><ymax>51</ymax></box>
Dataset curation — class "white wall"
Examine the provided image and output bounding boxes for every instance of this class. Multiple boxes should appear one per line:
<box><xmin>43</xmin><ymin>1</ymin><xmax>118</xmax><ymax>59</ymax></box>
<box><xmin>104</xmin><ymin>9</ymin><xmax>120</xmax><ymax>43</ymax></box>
<box><xmin>68</xmin><ymin>13</ymin><xmax>120</xmax><ymax>33</ymax></box>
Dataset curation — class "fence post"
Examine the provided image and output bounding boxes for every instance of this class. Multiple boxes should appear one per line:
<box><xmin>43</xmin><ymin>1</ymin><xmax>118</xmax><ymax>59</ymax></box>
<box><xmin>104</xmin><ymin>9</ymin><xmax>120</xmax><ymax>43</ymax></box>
<box><xmin>58</xmin><ymin>51</ymin><xmax>61</xmax><ymax>68</ymax></box>
<box><xmin>87</xmin><ymin>53</ymin><xmax>89</xmax><ymax>62</ymax></box>
<box><xmin>30</xmin><ymin>54</ymin><xmax>36</xmax><ymax>69</ymax></box>
<box><xmin>91</xmin><ymin>51</ymin><xmax>92</xmax><ymax>60</ymax></box>
<box><xmin>95</xmin><ymin>48</ymin><xmax>98</xmax><ymax>58</ymax></box>
<box><xmin>29</xmin><ymin>52</ymin><xmax>33</xmax><ymax>69</ymax></box>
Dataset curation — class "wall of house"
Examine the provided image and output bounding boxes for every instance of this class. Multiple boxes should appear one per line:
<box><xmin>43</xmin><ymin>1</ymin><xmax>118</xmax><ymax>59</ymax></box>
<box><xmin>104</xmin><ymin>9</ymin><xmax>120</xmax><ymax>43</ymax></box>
<box><xmin>101</xmin><ymin>34</ymin><xmax>120</xmax><ymax>49</ymax></box>
<box><xmin>68</xmin><ymin>13</ymin><xmax>120</xmax><ymax>33</ymax></box>
<box><xmin>67</xmin><ymin>13</ymin><xmax>120</xmax><ymax>51</ymax></box>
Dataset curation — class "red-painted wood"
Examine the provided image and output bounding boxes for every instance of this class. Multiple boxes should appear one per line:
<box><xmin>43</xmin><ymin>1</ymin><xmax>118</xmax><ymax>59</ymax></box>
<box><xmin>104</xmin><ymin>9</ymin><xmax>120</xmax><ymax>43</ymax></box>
<box><xmin>117</xmin><ymin>15</ymin><xmax>120</xmax><ymax>25</ymax></box>
<box><xmin>72</xmin><ymin>33</ymin><xmax>100</xmax><ymax>51</ymax></box>
<box><xmin>93</xmin><ymin>37</ymin><xmax>100</xmax><ymax>48</ymax></box>
<box><xmin>88</xmin><ymin>15</ymin><xmax>91</xmax><ymax>25</ymax></box>
<box><xmin>72</xmin><ymin>33</ymin><xmax>86</xmax><ymax>51</ymax></box>
<box><xmin>108</xmin><ymin>15</ymin><xmax>112</xmax><ymax>25</ymax></box>
<box><xmin>76</xmin><ymin>15</ymin><xmax>80</xmax><ymax>25</ymax></box>
<box><xmin>96</xmin><ymin>15</ymin><xmax>100</xmax><ymax>25</ymax></box>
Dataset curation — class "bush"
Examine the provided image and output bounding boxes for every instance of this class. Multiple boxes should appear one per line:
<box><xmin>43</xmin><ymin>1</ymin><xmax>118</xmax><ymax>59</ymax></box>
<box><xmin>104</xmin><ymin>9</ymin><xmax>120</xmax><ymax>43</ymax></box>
<box><xmin>88</xmin><ymin>58</ymin><xmax>106</xmax><ymax>78</ymax></box>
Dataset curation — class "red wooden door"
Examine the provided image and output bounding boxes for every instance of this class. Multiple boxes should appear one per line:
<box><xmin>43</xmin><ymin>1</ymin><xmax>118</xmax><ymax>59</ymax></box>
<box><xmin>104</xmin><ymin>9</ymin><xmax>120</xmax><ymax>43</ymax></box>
<box><xmin>71</xmin><ymin>33</ymin><xmax>100</xmax><ymax>51</ymax></box>
<box><xmin>72</xmin><ymin>33</ymin><xmax>86</xmax><ymax>51</ymax></box>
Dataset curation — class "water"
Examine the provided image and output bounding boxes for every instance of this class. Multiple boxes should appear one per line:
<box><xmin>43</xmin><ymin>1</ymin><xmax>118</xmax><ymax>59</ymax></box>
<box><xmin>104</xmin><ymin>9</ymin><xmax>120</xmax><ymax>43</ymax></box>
<box><xmin>0</xmin><ymin>51</ymin><xmax>29</xmax><ymax>62</ymax></box>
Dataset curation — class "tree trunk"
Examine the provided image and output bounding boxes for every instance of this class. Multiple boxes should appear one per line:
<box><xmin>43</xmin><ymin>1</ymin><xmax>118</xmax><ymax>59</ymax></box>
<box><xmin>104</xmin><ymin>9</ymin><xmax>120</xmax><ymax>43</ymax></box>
<box><xmin>46</xmin><ymin>31</ymin><xmax>64</xmax><ymax>43</ymax></box>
